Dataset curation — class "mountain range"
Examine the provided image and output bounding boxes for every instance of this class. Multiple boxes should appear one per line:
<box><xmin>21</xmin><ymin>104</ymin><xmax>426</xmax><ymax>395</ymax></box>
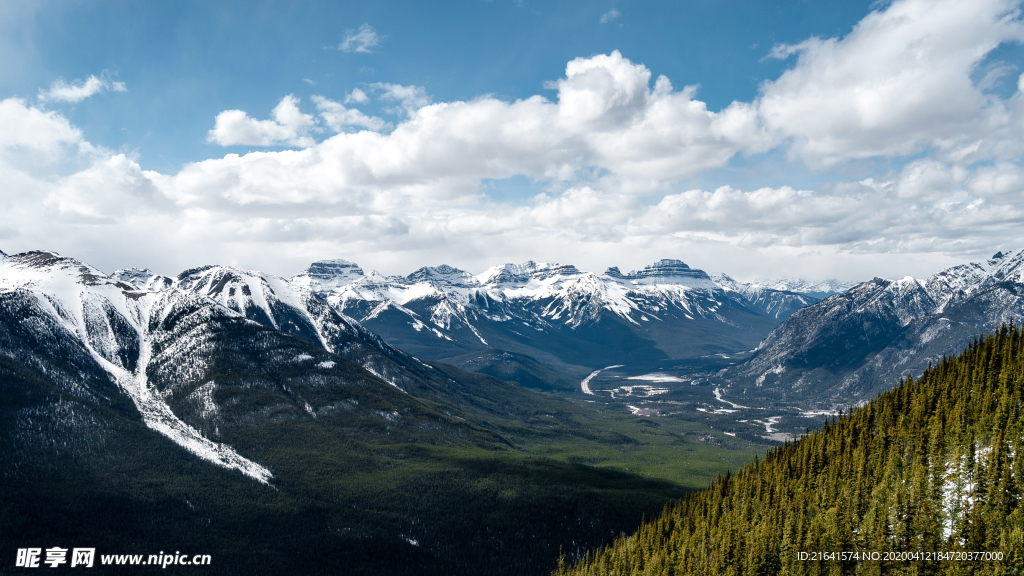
<box><xmin>10</xmin><ymin>244</ymin><xmax>1024</xmax><ymax>573</ymax></box>
<box><xmin>1</xmin><ymin>247</ymin><xmax>849</xmax><ymax>484</ymax></box>
<box><xmin>291</xmin><ymin>258</ymin><xmax>828</xmax><ymax>376</ymax></box>
<box><xmin>0</xmin><ymin>248</ymin><xmax>768</xmax><ymax>575</ymax></box>
<box><xmin>15</xmin><ymin>244</ymin><xmax>1024</xmax><ymax>417</ymax></box>
<box><xmin>721</xmin><ymin>250</ymin><xmax>1024</xmax><ymax>408</ymax></box>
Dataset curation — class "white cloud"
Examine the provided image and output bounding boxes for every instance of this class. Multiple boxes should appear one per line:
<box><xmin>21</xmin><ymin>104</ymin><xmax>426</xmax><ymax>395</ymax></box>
<box><xmin>9</xmin><ymin>0</ymin><xmax>1024</xmax><ymax>282</ymax></box>
<box><xmin>345</xmin><ymin>87</ymin><xmax>370</xmax><ymax>104</ymax></box>
<box><xmin>38</xmin><ymin>74</ymin><xmax>127</xmax><ymax>103</ymax></box>
<box><xmin>0</xmin><ymin>98</ymin><xmax>83</xmax><ymax>151</ymax></box>
<box><xmin>339</xmin><ymin>24</ymin><xmax>381</xmax><ymax>54</ymax></box>
<box><xmin>893</xmin><ymin>159</ymin><xmax>968</xmax><ymax>201</ymax></box>
<box><xmin>600</xmin><ymin>9</ymin><xmax>620</xmax><ymax>24</ymax></box>
<box><xmin>758</xmin><ymin>0</ymin><xmax>1024</xmax><ymax>167</ymax></box>
<box><xmin>236</xmin><ymin>51</ymin><xmax>762</xmax><ymax>192</ymax></box>
<box><xmin>312</xmin><ymin>95</ymin><xmax>386</xmax><ymax>132</ymax></box>
<box><xmin>44</xmin><ymin>154</ymin><xmax>170</xmax><ymax>222</ymax></box>
<box><xmin>0</xmin><ymin>94</ymin><xmax>1020</xmax><ymax>284</ymax></box>
<box><xmin>371</xmin><ymin>83</ymin><xmax>431</xmax><ymax>115</ymax></box>
<box><xmin>206</xmin><ymin>95</ymin><xmax>318</xmax><ymax>147</ymax></box>
<box><xmin>967</xmin><ymin>162</ymin><xmax>1024</xmax><ymax>199</ymax></box>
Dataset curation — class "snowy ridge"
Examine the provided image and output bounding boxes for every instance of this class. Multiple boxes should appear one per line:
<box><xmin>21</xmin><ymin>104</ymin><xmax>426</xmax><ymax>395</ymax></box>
<box><xmin>291</xmin><ymin>259</ymin><xmax>365</xmax><ymax>293</ymax></box>
<box><xmin>174</xmin><ymin>264</ymin><xmax>334</xmax><ymax>351</ymax></box>
<box><xmin>748</xmin><ymin>277</ymin><xmax>859</xmax><ymax>295</ymax></box>
<box><xmin>730</xmin><ymin>250</ymin><xmax>1024</xmax><ymax>404</ymax></box>
<box><xmin>295</xmin><ymin>258</ymin><xmax>829</xmax><ymax>347</ymax></box>
<box><xmin>839</xmin><ymin>250</ymin><xmax>1024</xmax><ymax>323</ymax></box>
<box><xmin>0</xmin><ymin>252</ymin><xmax>273</xmax><ymax>483</ymax></box>
<box><xmin>111</xmin><ymin>267</ymin><xmax>175</xmax><ymax>291</ymax></box>
<box><xmin>712</xmin><ymin>274</ymin><xmax>821</xmax><ymax>319</ymax></box>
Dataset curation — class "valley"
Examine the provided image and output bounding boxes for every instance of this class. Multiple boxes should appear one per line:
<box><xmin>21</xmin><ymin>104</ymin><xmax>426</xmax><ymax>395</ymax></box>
<box><xmin>1</xmin><ymin>250</ymin><xmax>775</xmax><ymax>575</ymax></box>
<box><xmin>7</xmin><ymin>2</ymin><xmax>1024</xmax><ymax>574</ymax></box>
<box><xmin>557</xmin><ymin>324</ymin><xmax>1024</xmax><ymax>575</ymax></box>
<box><xmin>6</xmin><ymin>247</ymin><xmax>1024</xmax><ymax>574</ymax></box>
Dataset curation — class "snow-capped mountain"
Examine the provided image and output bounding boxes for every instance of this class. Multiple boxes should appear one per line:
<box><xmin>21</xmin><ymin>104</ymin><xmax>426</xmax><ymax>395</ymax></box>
<box><xmin>290</xmin><ymin>259</ymin><xmax>366</xmax><ymax>292</ymax></box>
<box><xmin>748</xmin><ymin>277</ymin><xmax>858</xmax><ymax>298</ymax></box>
<box><xmin>297</xmin><ymin>258</ymin><xmax>822</xmax><ymax>370</ymax></box>
<box><xmin>0</xmin><ymin>251</ymin><xmax>274</xmax><ymax>481</ymax></box>
<box><xmin>725</xmin><ymin>250</ymin><xmax>1024</xmax><ymax>406</ymax></box>
<box><xmin>110</xmin><ymin>261</ymin><xmax>519</xmax><ymax>400</ymax></box>
<box><xmin>4</xmin><ymin>249</ymin><xmax>687</xmax><ymax>576</ymax></box>
<box><xmin>712</xmin><ymin>274</ymin><xmax>823</xmax><ymax>319</ymax></box>
<box><xmin>0</xmin><ymin>250</ymin><xmax>488</xmax><ymax>485</ymax></box>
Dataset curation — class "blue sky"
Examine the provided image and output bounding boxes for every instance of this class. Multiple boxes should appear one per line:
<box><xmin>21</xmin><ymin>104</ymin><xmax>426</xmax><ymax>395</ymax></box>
<box><xmin>2</xmin><ymin>0</ymin><xmax>1024</xmax><ymax>280</ymax></box>
<box><xmin>4</xmin><ymin>0</ymin><xmax>878</xmax><ymax>172</ymax></box>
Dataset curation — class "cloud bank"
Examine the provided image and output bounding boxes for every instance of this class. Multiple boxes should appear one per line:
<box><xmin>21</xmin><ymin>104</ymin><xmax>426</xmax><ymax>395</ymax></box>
<box><xmin>3</xmin><ymin>0</ymin><xmax>1024</xmax><ymax>282</ymax></box>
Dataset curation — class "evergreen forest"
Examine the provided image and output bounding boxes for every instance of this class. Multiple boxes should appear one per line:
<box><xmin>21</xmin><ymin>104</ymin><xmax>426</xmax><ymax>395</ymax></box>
<box><xmin>557</xmin><ymin>324</ymin><xmax>1024</xmax><ymax>576</ymax></box>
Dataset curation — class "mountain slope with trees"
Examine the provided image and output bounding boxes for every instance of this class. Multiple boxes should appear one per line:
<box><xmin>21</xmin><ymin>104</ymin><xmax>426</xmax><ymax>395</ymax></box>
<box><xmin>557</xmin><ymin>323</ymin><xmax>1024</xmax><ymax>576</ymax></box>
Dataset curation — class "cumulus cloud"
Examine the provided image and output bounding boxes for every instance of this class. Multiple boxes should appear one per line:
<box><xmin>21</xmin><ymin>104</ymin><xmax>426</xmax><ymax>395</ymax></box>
<box><xmin>893</xmin><ymin>159</ymin><xmax>969</xmax><ymax>201</ymax></box>
<box><xmin>207</xmin><ymin>95</ymin><xmax>318</xmax><ymax>147</ymax></box>
<box><xmin>204</xmin><ymin>51</ymin><xmax>758</xmax><ymax>193</ymax></box>
<box><xmin>0</xmin><ymin>98</ymin><xmax>83</xmax><ymax>152</ymax></box>
<box><xmin>758</xmin><ymin>0</ymin><xmax>1024</xmax><ymax>167</ymax></box>
<box><xmin>339</xmin><ymin>24</ymin><xmax>381</xmax><ymax>53</ymax></box>
<box><xmin>38</xmin><ymin>73</ymin><xmax>127</xmax><ymax>103</ymax></box>
<box><xmin>968</xmin><ymin>162</ymin><xmax>1024</xmax><ymax>198</ymax></box>
<box><xmin>5</xmin><ymin>88</ymin><xmax>1020</xmax><ymax>282</ymax></box>
<box><xmin>44</xmin><ymin>154</ymin><xmax>170</xmax><ymax>222</ymax></box>
<box><xmin>600</xmin><ymin>9</ymin><xmax>620</xmax><ymax>24</ymax></box>
<box><xmin>345</xmin><ymin>88</ymin><xmax>370</xmax><ymax>104</ymax></box>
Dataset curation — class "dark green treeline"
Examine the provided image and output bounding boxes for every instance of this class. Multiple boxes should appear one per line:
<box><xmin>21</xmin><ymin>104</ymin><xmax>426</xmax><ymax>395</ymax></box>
<box><xmin>556</xmin><ymin>324</ymin><xmax>1024</xmax><ymax>576</ymax></box>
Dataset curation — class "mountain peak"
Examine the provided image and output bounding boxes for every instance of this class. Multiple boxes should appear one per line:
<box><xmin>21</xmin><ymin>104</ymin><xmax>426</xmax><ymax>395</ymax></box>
<box><xmin>750</xmin><ymin>277</ymin><xmax>859</xmax><ymax>296</ymax></box>
<box><xmin>111</xmin><ymin>267</ymin><xmax>174</xmax><ymax>291</ymax></box>
<box><xmin>478</xmin><ymin>261</ymin><xmax>582</xmax><ymax>285</ymax></box>
<box><xmin>292</xmin><ymin>259</ymin><xmax>365</xmax><ymax>292</ymax></box>
<box><xmin>15</xmin><ymin>250</ymin><xmax>68</xmax><ymax>268</ymax></box>
<box><xmin>406</xmin><ymin>265</ymin><xmax>476</xmax><ymax>286</ymax></box>
<box><xmin>611</xmin><ymin>259</ymin><xmax>711</xmax><ymax>285</ymax></box>
<box><xmin>712</xmin><ymin>270</ymin><xmax>737</xmax><ymax>284</ymax></box>
<box><xmin>604</xmin><ymin>266</ymin><xmax>625</xmax><ymax>279</ymax></box>
<box><xmin>629</xmin><ymin>259</ymin><xmax>693</xmax><ymax>276</ymax></box>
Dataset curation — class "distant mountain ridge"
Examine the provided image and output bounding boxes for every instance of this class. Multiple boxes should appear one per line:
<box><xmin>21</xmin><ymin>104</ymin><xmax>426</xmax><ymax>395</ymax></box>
<box><xmin>745</xmin><ymin>276</ymin><xmax>858</xmax><ymax>298</ymax></box>
<box><xmin>724</xmin><ymin>250</ymin><xmax>1024</xmax><ymax>406</ymax></box>
<box><xmin>294</xmin><ymin>257</ymin><xmax>825</xmax><ymax>371</ymax></box>
<box><xmin>4</xmin><ymin>247</ymin><xmax>852</xmax><ymax>402</ymax></box>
